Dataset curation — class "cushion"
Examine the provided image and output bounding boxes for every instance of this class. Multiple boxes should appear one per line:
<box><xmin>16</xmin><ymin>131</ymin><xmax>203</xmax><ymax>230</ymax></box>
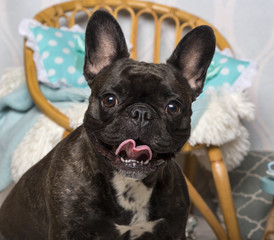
<box><xmin>204</xmin><ymin>49</ymin><xmax>252</xmax><ymax>92</ymax></box>
<box><xmin>19</xmin><ymin>19</ymin><xmax>256</xmax><ymax>93</ymax></box>
<box><xmin>19</xmin><ymin>19</ymin><xmax>87</xmax><ymax>88</ymax></box>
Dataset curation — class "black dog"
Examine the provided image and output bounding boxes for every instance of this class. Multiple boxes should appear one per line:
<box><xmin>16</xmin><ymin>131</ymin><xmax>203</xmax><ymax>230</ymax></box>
<box><xmin>0</xmin><ymin>10</ymin><xmax>215</xmax><ymax>240</ymax></box>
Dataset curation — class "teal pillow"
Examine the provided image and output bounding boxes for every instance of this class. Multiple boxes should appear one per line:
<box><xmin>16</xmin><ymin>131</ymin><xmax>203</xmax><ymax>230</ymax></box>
<box><xmin>30</xmin><ymin>26</ymin><xmax>87</xmax><ymax>88</ymax></box>
<box><xmin>20</xmin><ymin>19</ymin><xmax>255</xmax><ymax>92</ymax></box>
<box><xmin>19</xmin><ymin>19</ymin><xmax>88</xmax><ymax>88</ymax></box>
<box><xmin>204</xmin><ymin>51</ymin><xmax>251</xmax><ymax>91</ymax></box>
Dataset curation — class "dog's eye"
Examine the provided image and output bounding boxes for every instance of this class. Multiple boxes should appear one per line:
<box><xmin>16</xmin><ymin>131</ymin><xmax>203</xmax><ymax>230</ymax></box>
<box><xmin>166</xmin><ymin>101</ymin><xmax>181</xmax><ymax>115</ymax></box>
<box><xmin>102</xmin><ymin>94</ymin><xmax>118</xmax><ymax>108</ymax></box>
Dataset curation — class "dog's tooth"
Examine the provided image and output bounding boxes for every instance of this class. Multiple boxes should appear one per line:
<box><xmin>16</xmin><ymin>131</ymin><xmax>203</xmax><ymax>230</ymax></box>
<box><xmin>140</xmin><ymin>161</ymin><xmax>144</xmax><ymax>165</ymax></box>
<box><xmin>144</xmin><ymin>160</ymin><xmax>150</xmax><ymax>165</ymax></box>
<box><xmin>121</xmin><ymin>157</ymin><xmax>124</xmax><ymax>162</ymax></box>
<box><xmin>133</xmin><ymin>162</ymin><xmax>136</xmax><ymax>167</ymax></box>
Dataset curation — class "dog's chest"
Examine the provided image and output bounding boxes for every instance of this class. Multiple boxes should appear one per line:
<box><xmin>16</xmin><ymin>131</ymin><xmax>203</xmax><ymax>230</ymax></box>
<box><xmin>111</xmin><ymin>173</ymin><xmax>153</xmax><ymax>224</ymax></box>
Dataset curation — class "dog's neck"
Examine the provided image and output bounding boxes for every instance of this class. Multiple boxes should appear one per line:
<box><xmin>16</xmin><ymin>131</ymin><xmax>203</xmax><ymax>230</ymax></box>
<box><xmin>111</xmin><ymin>172</ymin><xmax>153</xmax><ymax>224</ymax></box>
<box><xmin>111</xmin><ymin>172</ymin><xmax>164</xmax><ymax>239</ymax></box>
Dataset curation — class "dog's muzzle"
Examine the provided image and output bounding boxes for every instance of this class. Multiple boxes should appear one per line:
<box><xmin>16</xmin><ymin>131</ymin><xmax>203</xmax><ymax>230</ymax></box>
<box><xmin>93</xmin><ymin>134</ymin><xmax>174</xmax><ymax>179</ymax></box>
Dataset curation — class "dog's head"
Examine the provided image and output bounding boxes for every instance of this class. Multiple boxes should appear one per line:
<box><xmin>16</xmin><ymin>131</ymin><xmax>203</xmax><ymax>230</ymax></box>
<box><xmin>83</xmin><ymin>10</ymin><xmax>215</xmax><ymax>179</ymax></box>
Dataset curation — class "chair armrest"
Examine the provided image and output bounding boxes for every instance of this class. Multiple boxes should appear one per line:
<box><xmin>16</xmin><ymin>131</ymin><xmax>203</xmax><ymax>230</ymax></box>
<box><xmin>24</xmin><ymin>42</ymin><xmax>73</xmax><ymax>132</ymax></box>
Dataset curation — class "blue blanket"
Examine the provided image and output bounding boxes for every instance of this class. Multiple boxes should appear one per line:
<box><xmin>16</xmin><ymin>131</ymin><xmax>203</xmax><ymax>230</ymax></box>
<box><xmin>0</xmin><ymin>83</ymin><xmax>90</xmax><ymax>191</ymax></box>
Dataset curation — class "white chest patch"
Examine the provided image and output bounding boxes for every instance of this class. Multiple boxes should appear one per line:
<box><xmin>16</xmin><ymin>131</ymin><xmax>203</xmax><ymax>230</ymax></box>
<box><xmin>111</xmin><ymin>172</ymin><xmax>152</xmax><ymax>224</ymax></box>
<box><xmin>111</xmin><ymin>173</ymin><xmax>162</xmax><ymax>239</ymax></box>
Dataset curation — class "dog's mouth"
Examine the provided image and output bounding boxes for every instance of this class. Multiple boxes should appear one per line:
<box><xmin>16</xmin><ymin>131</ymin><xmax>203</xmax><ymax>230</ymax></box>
<box><xmin>115</xmin><ymin>139</ymin><xmax>153</xmax><ymax>165</ymax></box>
<box><xmin>95</xmin><ymin>137</ymin><xmax>174</xmax><ymax>177</ymax></box>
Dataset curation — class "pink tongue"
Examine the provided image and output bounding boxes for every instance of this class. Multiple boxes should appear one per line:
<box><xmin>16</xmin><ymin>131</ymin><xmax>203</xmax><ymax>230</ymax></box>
<box><xmin>115</xmin><ymin>139</ymin><xmax>152</xmax><ymax>161</ymax></box>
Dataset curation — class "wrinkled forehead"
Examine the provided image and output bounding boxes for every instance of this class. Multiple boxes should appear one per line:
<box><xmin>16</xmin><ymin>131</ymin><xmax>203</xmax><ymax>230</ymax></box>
<box><xmin>107</xmin><ymin>59</ymin><xmax>180</xmax><ymax>96</ymax></box>
<box><xmin>91</xmin><ymin>58</ymin><xmax>192</xmax><ymax>103</ymax></box>
<box><xmin>119</xmin><ymin>60</ymin><xmax>172</xmax><ymax>81</ymax></box>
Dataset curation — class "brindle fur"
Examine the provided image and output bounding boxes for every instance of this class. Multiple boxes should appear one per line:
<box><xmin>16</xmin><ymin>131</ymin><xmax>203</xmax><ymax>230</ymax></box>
<box><xmin>0</xmin><ymin>10</ymin><xmax>215</xmax><ymax>240</ymax></box>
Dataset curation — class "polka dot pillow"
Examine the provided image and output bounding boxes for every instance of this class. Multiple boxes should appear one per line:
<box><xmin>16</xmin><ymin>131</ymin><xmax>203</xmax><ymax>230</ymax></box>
<box><xmin>204</xmin><ymin>49</ymin><xmax>256</xmax><ymax>93</ymax></box>
<box><xmin>19</xmin><ymin>19</ymin><xmax>88</xmax><ymax>88</ymax></box>
<box><xmin>19</xmin><ymin>19</ymin><xmax>256</xmax><ymax>91</ymax></box>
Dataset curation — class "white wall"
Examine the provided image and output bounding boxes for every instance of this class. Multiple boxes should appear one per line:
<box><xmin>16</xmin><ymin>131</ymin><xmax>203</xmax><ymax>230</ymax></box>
<box><xmin>1</xmin><ymin>0</ymin><xmax>274</xmax><ymax>151</ymax></box>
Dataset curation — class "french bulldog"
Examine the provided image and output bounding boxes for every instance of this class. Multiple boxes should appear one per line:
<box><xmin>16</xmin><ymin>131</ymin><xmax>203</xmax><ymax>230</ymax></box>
<box><xmin>0</xmin><ymin>10</ymin><xmax>215</xmax><ymax>240</ymax></box>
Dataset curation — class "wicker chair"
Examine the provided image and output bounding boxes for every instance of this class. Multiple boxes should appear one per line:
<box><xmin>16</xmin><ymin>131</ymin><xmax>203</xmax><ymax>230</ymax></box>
<box><xmin>24</xmin><ymin>0</ymin><xmax>241</xmax><ymax>239</ymax></box>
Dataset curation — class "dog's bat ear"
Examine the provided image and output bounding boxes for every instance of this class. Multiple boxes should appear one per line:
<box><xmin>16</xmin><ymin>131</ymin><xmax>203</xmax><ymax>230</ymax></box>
<box><xmin>167</xmin><ymin>25</ymin><xmax>216</xmax><ymax>100</ymax></box>
<box><xmin>84</xmin><ymin>10</ymin><xmax>129</xmax><ymax>83</ymax></box>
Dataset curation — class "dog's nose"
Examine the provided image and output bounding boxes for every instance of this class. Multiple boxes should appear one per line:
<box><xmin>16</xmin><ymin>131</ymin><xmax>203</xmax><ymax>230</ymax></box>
<box><xmin>131</xmin><ymin>106</ymin><xmax>152</xmax><ymax>127</ymax></box>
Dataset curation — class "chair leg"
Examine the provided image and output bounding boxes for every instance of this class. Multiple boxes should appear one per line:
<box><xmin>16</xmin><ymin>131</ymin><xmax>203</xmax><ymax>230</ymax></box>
<box><xmin>185</xmin><ymin>176</ymin><xmax>228</xmax><ymax>240</ymax></box>
<box><xmin>207</xmin><ymin>146</ymin><xmax>241</xmax><ymax>240</ymax></box>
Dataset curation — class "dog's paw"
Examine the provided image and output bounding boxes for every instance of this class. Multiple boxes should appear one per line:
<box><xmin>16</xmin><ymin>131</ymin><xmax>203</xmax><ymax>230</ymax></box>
<box><xmin>115</xmin><ymin>219</ymin><xmax>164</xmax><ymax>240</ymax></box>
